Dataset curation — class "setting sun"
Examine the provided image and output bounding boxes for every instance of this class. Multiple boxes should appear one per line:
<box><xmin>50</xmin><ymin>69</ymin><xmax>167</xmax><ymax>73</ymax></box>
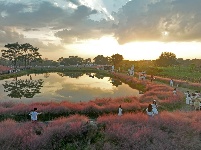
<box><xmin>66</xmin><ymin>36</ymin><xmax>201</xmax><ymax>61</ymax></box>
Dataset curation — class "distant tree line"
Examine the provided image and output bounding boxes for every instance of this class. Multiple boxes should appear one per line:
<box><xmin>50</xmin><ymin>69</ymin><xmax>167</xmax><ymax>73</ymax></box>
<box><xmin>1</xmin><ymin>42</ymin><xmax>201</xmax><ymax>72</ymax></box>
<box><xmin>56</xmin><ymin>54</ymin><xmax>124</xmax><ymax>67</ymax></box>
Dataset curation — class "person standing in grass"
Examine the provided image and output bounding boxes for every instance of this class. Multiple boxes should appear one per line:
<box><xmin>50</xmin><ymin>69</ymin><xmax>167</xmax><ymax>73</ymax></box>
<box><xmin>185</xmin><ymin>91</ymin><xmax>191</xmax><ymax>104</ymax></box>
<box><xmin>170</xmin><ymin>79</ymin><xmax>174</xmax><ymax>87</ymax></box>
<box><xmin>173</xmin><ymin>88</ymin><xmax>177</xmax><ymax>95</ymax></box>
<box><xmin>29</xmin><ymin>108</ymin><xmax>42</xmax><ymax>122</ymax></box>
<box><xmin>118</xmin><ymin>105</ymin><xmax>123</xmax><ymax>116</ymax></box>
<box><xmin>150</xmin><ymin>75</ymin><xmax>154</xmax><ymax>82</ymax></box>
<box><xmin>151</xmin><ymin>100</ymin><xmax>158</xmax><ymax>115</ymax></box>
<box><xmin>146</xmin><ymin>104</ymin><xmax>154</xmax><ymax>117</ymax></box>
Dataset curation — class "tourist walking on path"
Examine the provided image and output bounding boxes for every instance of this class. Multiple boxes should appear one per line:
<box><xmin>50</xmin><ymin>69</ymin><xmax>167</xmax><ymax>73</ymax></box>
<box><xmin>29</xmin><ymin>108</ymin><xmax>42</xmax><ymax>122</ymax></box>
<box><xmin>118</xmin><ymin>105</ymin><xmax>123</xmax><ymax>116</ymax></box>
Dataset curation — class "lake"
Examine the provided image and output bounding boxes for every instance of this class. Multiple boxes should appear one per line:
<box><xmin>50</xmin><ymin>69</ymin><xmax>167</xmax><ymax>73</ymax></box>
<box><xmin>0</xmin><ymin>72</ymin><xmax>141</xmax><ymax>103</ymax></box>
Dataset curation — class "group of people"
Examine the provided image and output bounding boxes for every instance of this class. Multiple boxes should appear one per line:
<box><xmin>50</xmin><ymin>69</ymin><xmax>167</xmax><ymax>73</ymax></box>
<box><xmin>185</xmin><ymin>91</ymin><xmax>201</xmax><ymax>110</ymax></box>
<box><xmin>146</xmin><ymin>100</ymin><xmax>159</xmax><ymax>117</ymax></box>
<box><xmin>118</xmin><ymin>100</ymin><xmax>159</xmax><ymax>117</ymax></box>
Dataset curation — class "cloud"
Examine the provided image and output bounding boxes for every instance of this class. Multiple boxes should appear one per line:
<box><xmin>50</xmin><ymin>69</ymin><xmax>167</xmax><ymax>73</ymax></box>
<box><xmin>0</xmin><ymin>26</ymin><xmax>65</xmax><ymax>60</ymax></box>
<box><xmin>0</xmin><ymin>1</ymin><xmax>65</xmax><ymax>28</ymax></box>
<box><xmin>113</xmin><ymin>0</ymin><xmax>201</xmax><ymax>44</ymax></box>
<box><xmin>0</xmin><ymin>1</ymin><xmax>112</xmax><ymax>45</ymax></box>
<box><xmin>0</xmin><ymin>26</ymin><xmax>25</xmax><ymax>49</ymax></box>
<box><xmin>1</xmin><ymin>0</ymin><xmax>201</xmax><ymax>58</ymax></box>
<box><xmin>67</xmin><ymin>0</ymin><xmax>81</xmax><ymax>6</ymax></box>
<box><xmin>54</xmin><ymin>4</ymin><xmax>113</xmax><ymax>43</ymax></box>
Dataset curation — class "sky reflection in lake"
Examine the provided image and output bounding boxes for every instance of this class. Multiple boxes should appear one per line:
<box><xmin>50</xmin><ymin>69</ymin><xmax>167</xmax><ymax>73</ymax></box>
<box><xmin>0</xmin><ymin>73</ymin><xmax>141</xmax><ymax>103</ymax></box>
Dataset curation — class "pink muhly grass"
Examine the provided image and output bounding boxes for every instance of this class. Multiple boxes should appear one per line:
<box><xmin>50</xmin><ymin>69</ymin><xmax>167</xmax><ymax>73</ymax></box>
<box><xmin>0</xmin><ymin>101</ymin><xmax>15</xmax><ymax>108</ymax></box>
<box><xmin>139</xmin><ymin>95</ymin><xmax>159</xmax><ymax>103</ymax></box>
<box><xmin>60</xmin><ymin>101</ymin><xmax>84</xmax><ymax>112</ymax></box>
<box><xmin>32</xmin><ymin>115</ymin><xmax>89</xmax><ymax>149</ymax></box>
<box><xmin>51</xmin><ymin>114</ymin><xmax>88</xmax><ymax>125</ymax></box>
<box><xmin>0</xmin><ymin>120</ymin><xmax>45</xmax><ymax>150</ymax></box>
<box><xmin>146</xmin><ymin>83</ymin><xmax>173</xmax><ymax>91</ymax></box>
<box><xmin>97</xmin><ymin>112</ymin><xmax>201</xmax><ymax>149</ymax></box>
<box><xmin>97</xmin><ymin>113</ymin><xmax>148</xmax><ymax>125</ymax></box>
<box><xmin>101</xmin><ymin>142</ymin><xmax>118</xmax><ymax>150</ymax></box>
<box><xmin>112</xmin><ymin>73</ymin><xmax>147</xmax><ymax>86</ymax></box>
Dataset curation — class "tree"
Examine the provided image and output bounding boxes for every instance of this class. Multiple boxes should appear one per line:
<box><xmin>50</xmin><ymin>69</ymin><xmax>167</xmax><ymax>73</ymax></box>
<box><xmin>42</xmin><ymin>58</ymin><xmax>58</xmax><ymax>66</ymax></box>
<box><xmin>20</xmin><ymin>43</ymin><xmax>42</xmax><ymax>68</ymax></box>
<box><xmin>110</xmin><ymin>53</ymin><xmax>123</xmax><ymax>67</ymax></box>
<box><xmin>83</xmin><ymin>58</ymin><xmax>91</xmax><ymax>65</ymax></box>
<box><xmin>1</xmin><ymin>42</ymin><xmax>42</xmax><ymax>69</ymax></box>
<box><xmin>155</xmin><ymin>52</ymin><xmax>178</xmax><ymax>67</ymax></box>
<box><xmin>0</xmin><ymin>57</ymin><xmax>11</xmax><ymax>66</ymax></box>
<box><xmin>1</xmin><ymin>42</ymin><xmax>21</xmax><ymax>70</ymax></box>
<box><xmin>57</xmin><ymin>57</ymin><xmax>64</xmax><ymax>65</ymax></box>
<box><xmin>93</xmin><ymin>55</ymin><xmax>110</xmax><ymax>65</ymax></box>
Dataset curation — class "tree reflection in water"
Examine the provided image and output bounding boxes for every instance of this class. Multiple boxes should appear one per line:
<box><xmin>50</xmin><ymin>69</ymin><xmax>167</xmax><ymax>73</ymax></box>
<box><xmin>57</xmin><ymin>72</ymin><xmax>84</xmax><ymax>78</ymax></box>
<box><xmin>110</xmin><ymin>78</ymin><xmax>122</xmax><ymax>87</ymax></box>
<box><xmin>3</xmin><ymin>77</ymin><xmax>44</xmax><ymax>99</ymax></box>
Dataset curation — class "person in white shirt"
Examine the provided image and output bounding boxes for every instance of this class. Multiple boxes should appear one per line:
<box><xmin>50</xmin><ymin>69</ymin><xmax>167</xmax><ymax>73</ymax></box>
<box><xmin>151</xmin><ymin>100</ymin><xmax>158</xmax><ymax>115</ymax></box>
<box><xmin>29</xmin><ymin>108</ymin><xmax>42</xmax><ymax>122</ymax></box>
<box><xmin>118</xmin><ymin>105</ymin><xmax>123</xmax><ymax>116</ymax></box>
<box><xmin>170</xmin><ymin>79</ymin><xmax>174</xmax><ymax>87</ymax></box>
<box><xmin>173</xmin><ymin>88</ymin><xmax>177</xmax><ymax>95</ymax></box>
<box><xmin>184</xmin><ymin>91</ymin><xmax>191</xmax><ymax>104</ymax></box>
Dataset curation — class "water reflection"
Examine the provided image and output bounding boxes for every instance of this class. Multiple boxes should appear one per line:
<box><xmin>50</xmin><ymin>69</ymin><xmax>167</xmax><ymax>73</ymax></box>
<box><xmin>44</xmin><ymin>73</ymin><xmax>50</xmax><ymax>78</ymax></box>
<box><xmin>0</xmin><ymin>73</ymin><xmax>141</xmax><ymax>103</ymax></box>
<box><xmin>2</xmin><ymin>77</ymin><xmax>44</xmax><ymax>99</ymax></box>
<box><xmin>57</xmin><ymin>72</ymin><xmax>84</xmax><ymax>78</ymax></box>
<box><xmin>110</xmin><ymin>78</ymin><xmax>122</xmax><ymax>87</ymax></box>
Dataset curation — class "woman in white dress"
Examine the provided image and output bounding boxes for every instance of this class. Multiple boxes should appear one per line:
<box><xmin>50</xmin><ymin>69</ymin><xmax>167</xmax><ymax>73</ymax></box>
<box><xmin>146</xmin><ymin>104</ymin><xmax>154</xmax><ymax>117</ymax></box>
<box><xmin>118</xmin><ymin>105</ymin><xmax>123</xmax><ymax>116</ymax></box>
<box><xmin>173</xmin><ymin>88</ymin><xmax>177</xmax><ymax>95</ymax></box>
<box><xmin>151</xmin><ymin>100</ymin><xmax>158</xmax><ymax>115</ymax></box>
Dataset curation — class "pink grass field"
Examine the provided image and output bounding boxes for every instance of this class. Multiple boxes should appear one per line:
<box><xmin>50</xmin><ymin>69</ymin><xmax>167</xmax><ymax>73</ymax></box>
<box><xmin>96</xmin><ymin>112</ymin><xmax>201</xmax><ymax>149</ymax></box>
<box><xmin>0</xmin><ymin>72</ymin><xmax>196</xmax><ymax>149</ymax></box>
<box><xmin>0</xmin><ymin>112</ymin><xmax>201</xmax><ymax>149</ymax></box>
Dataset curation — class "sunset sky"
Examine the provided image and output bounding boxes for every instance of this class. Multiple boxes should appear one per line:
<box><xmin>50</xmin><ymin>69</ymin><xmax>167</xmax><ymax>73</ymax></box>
<box><xmin>0</xmin><ymin>0</ymin><xmax>201</xmax><ymax>61</ymax></box>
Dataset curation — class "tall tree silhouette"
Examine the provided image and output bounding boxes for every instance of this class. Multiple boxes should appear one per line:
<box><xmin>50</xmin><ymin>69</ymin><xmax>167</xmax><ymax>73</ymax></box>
<box><xmin>111</xmin><ymin>53</ymin><xmax>123</xmax><ymax>67</ymax></box>
<box><xmin>1</xmin><ymin>42</ymin><xmax>42</xmax><ymax>69</ymax></box>
<box><xmin>1</xmin><ymin>42</ymin><xmax>21</xmax><ymax>70</ymax></box>
<box><xmin>155</xmin><ymin>52</ymin><xmax>178</xmax><ymax>67</ymax></box>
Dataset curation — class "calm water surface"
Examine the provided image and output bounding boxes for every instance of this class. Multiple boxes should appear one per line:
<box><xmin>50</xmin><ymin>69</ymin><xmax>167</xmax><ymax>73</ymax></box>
<box><xmin>0</xmin><ymin>73</ymin><xmax>141</xmax><ymax>103</ymax></box>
